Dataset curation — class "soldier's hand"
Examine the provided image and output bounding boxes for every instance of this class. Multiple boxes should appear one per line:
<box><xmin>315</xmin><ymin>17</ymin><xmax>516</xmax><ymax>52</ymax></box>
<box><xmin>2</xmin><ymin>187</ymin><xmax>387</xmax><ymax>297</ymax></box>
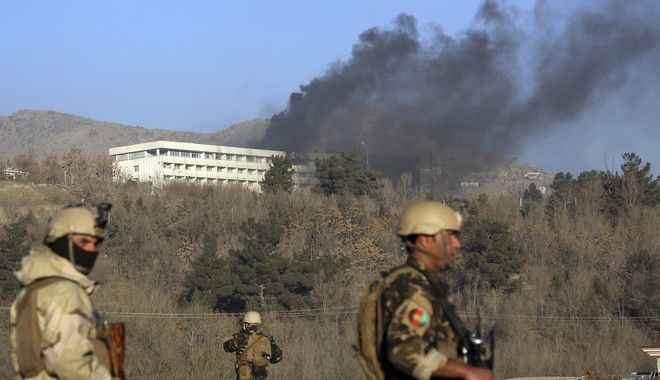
<box><xmin>234</xmin><ymin>333</ymin><xmax>249</xmax><ymax>354</ymax></box>
<box><xmin>465</xmin><ymin>367</ymin><xmax>493</xmax><ymax>380</ymax></box>
<box><xmin>235</xmin><ymin>333</ymin><xmax>248</xmax><ymax>345</ymax></box>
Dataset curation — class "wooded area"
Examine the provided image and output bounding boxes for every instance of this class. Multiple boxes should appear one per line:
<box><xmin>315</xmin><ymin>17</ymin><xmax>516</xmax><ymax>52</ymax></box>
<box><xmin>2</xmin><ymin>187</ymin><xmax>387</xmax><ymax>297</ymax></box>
<box><xmin>0</xmin><ymin>151</ymin><xmax>658</xmax><ymax>378</ymax></box>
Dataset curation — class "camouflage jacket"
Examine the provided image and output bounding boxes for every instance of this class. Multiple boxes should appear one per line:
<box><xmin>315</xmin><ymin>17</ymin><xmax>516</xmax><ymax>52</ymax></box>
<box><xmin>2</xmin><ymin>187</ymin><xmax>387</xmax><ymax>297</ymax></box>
<box><xmin>10</xmin><ymin>244</ymin><xmax>113</xmax><ymax>380</ymax></box>
<box><xmin>380</xmin><ymin>259</ymin><xmax>458</xmax><ymax>380</ymax></box>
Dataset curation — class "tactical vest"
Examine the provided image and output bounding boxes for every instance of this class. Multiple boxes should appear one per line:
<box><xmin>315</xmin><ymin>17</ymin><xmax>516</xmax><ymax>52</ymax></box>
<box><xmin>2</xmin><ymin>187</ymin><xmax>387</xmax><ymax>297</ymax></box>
<box><xmin>13</xmin><ymin>276</ymin><xmax>110</xmax><ymax>378</ymax></box>
<box><xmin>233</xmin><ymin>333</ymin><xmax>272</xmax><ymax>367</ymax></box>
<box><xmin>355</xmin><ymin>266</ymin><xmax>419</xmax><ymax>380</ymax></box>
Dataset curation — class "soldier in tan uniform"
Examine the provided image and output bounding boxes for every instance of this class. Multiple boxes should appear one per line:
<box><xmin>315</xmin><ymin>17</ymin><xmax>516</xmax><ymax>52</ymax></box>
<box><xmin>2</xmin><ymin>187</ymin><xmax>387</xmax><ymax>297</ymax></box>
<box><xmin>359</xmin><ymin>201</ymin><xmax>493</xmax><ymax>380</ymax></box>
<box><xmin>223</xmin><ymin>311</ymin><xmax>282</xmax><ymax>380</ymax></box>
<box><xmin>10</xmin><ymin>204</ymin><xmax>117</xmax><ymax>380</ymax></box>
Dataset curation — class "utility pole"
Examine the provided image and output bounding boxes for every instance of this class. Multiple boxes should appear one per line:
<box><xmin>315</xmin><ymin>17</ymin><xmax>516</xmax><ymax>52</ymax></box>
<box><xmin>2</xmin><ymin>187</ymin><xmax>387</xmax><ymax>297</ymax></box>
<box><xmin>258</xmin><ymin>284</ymin><xmax>265</xmax><ymax>307</ymax></box>
<box><xmin>360</xmin><ymin>141</ymin><xmax>369</xmax><ymax>169</ymax></box>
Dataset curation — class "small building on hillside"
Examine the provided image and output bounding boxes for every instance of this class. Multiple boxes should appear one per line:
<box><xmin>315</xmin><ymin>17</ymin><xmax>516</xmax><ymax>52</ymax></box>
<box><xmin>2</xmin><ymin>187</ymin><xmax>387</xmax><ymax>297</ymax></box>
<box><xmin>109</xmin><ymin>141</ymin><xmax>317</xmax><ymax>191</ymax></box>
<box><xmin>3</xmin><ymin>167</ymin><xmax>29</xmax><ymax>180</ymax></box>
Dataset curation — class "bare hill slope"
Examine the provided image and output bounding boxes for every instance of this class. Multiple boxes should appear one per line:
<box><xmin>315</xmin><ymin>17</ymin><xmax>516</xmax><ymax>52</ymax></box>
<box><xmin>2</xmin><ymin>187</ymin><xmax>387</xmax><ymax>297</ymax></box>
<box><xmin>0</xmin><ymin>110</ymin><xmax>267</xmax><ymax>159</ymax></box>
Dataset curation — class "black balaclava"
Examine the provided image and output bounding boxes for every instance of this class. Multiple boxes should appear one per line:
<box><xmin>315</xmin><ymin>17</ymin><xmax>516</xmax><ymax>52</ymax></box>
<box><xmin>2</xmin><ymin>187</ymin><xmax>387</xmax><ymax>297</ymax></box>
<box><xmin>48</xmin><ymin>235</ymin><xmax>99</xmax><ymax>274</ymax></box>
<box><xmin>242</xmin><ymin>322</ymin><xmax>260</xmax><ymax>335</ymax></box>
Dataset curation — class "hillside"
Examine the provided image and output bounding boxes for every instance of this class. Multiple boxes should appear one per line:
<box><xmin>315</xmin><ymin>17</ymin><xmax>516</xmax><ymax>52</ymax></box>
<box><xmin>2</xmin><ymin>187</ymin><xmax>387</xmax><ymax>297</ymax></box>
<box><xmin>0</xmin><ymin>110</ymin><xmax>268</xmax><ymax>159</ymax></box>
<box><xmin>0</xmin><ymin>109</ymin><xmax>553</xmax><ymax>195</ymax></box>
<box><xmin>0</xmin><ymin>167</ymin><xmax>656</xmax><ymax>378</ymax></box>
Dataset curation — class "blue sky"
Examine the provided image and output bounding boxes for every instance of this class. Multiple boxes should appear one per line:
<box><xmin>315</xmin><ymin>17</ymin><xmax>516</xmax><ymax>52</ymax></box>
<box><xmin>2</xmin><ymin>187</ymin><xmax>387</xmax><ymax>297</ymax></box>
<box><xmin>0</xmin><ymin>1</ymin><xmax>483</xmax><ymax>130</ymax></box>
<box><xmin>1</xmin><ymin>1</ymin><xmax>657</xmax><ymax>173</ymax></box>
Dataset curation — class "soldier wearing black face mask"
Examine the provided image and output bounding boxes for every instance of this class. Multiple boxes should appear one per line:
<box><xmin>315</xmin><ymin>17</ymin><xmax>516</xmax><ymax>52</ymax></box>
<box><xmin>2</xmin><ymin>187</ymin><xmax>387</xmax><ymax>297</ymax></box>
<box><xmin>10</xmin><ymin>203</ymin><xmax>120</xmax><ymax>379</ymax></box>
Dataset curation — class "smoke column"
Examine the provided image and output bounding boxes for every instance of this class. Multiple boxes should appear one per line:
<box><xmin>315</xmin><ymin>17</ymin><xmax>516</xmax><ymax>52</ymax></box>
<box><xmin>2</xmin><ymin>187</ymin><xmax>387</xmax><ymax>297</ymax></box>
<box><xmin>261</xmin><ymin>0</ymin><xmax>659</xmax><ymax>174</ymax></box>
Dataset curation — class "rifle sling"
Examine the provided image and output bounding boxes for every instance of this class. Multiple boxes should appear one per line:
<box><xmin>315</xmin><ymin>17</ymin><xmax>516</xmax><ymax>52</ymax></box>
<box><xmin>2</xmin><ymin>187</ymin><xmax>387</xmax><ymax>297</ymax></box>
<box><xmin>418</xmin><ymin>270</ymin><xmax>472</xmax><ymax>350</ymax></box>
<box><xmin>423</xmin><ymin>271</ymin><xmax>495</xmax><ymax>372</ymax></box>
<box><xmin>237</xmin><ymin>334</ymin><xmax>266</xmax><ymax>365</ymax></box>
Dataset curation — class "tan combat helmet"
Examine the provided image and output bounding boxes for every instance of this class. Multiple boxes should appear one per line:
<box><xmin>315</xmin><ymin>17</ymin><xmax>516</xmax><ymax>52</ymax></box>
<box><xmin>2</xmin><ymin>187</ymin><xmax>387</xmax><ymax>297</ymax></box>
<box><xmin>45</xmin><ymin>207</ymin><xmax>102</xmax><ymax>243</ymax></box>
<box><xmin>243</xmin><ymin>311</ymin><xmax>262</xmax><ymax>325</ymax></box>
<box><xmin>45</xmin><ymin>203</ymin><xmax>112</xmax><ymax>243</ymax></box>
<box><xmin>397</xmin><ymin>201</ymin><xmax>462</xmax><ymax>237</ymax></box>
<box><xmin>243</xmin><ymin>311</ymin><xmax>262</xmax><ymax>334</ymax></box>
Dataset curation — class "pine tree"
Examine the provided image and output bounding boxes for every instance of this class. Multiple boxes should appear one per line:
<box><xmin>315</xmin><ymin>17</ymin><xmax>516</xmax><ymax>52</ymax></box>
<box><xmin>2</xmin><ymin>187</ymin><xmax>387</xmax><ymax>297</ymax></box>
<box><xmin>218</xmin><ymin>213</ymin><xmax>346</xmax><ymax>312</ymax></box>
<box><xmin>261</xmin><ymin>154</ymin><xmax>295</xmax><ymax>194</ymax></box>
<box><xmin>180</xmin><ymin>232</ymin><xmax>240</xmax><ymax>311</ymax></box>
<box><xmin>545</xmin><ymin>172</ymin><xmax>576</xmax><ymax>222</ymax></box>
<box><xmin>520</xmin><ymin>183</ymin><xmax>543</xmax><ymax>217</ymax></box>
<box><xmin>460</xmin><ymin>215</ymin><xmax>522</xmax><ymax>292</ymax></box>
<box><xmin>314</xmin><ymin>152</ymin><xmax>382</xmax><ymax>197</ymax></box>
<box><xmin>620</xmin><ymin>152</ymin><xmax>659</xmax><ymax>207</ymax></box>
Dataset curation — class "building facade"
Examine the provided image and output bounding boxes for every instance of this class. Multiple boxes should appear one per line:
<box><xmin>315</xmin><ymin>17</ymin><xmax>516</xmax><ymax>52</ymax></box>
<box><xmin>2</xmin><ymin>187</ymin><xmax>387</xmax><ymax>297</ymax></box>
<box><xmin>109</xmin><ymin>141</ymin><xmax>316</xmax><ymax>191</ymax></box>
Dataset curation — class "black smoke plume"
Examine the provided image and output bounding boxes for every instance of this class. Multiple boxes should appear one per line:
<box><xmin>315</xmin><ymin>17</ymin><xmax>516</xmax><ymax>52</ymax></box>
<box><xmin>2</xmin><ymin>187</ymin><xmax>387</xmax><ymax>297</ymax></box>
<box><xmin>262</xmin><ymin>0</ymin><xmax>659</xmax><ymax>177</ymax></box>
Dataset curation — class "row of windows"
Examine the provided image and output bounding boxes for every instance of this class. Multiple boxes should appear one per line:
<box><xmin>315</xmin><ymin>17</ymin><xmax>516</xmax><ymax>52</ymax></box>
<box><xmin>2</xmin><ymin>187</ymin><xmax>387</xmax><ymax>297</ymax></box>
<box><xmin>133</xmin><ymin>165</ymin><xmax>266</xmax><ymax>175</ymax></box>
<box><xmin>116</xmin><ymin>150</ymin><xmax>273</xmax><ymax>163</ymax></box>
<box><xmin>164</xmin><ymin>150</ymin><xmax>268</xmax><ymax>163</ymax></box>
<box><xmin>162</xmin><ymin>175</ymin><xmax>260</xmax><ymax>186</ymax></box>
<box><xmin>133</xmin><ymin>164</ymin><xmax>314</xmax><ymax>181</ymax></box>
<box><xmin>116</xmin><ymin>152</ymin><xmax>149</xmax><ymax>161</ymax></box>
<box><xmin>162</xmin><ymin>163</ymin><xmax>265</xmax><ymax>174</ymax></box>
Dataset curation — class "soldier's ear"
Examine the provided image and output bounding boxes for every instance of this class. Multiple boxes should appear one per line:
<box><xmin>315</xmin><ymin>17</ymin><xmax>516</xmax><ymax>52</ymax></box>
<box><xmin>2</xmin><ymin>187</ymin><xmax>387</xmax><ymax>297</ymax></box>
<box><xmin>416</xmin><ymin>235</ymin><xmax>435</xmax><ymax>248</ymax></box>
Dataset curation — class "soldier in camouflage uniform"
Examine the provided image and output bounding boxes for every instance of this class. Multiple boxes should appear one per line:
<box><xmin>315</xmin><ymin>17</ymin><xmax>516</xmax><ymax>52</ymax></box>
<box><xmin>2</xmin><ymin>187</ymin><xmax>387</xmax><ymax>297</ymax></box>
<box><xmin>380</xmin><ymin>201</ymin><xmax>493</xmax><ymax>380</ymax></box>
<box><xmin>223</xmin><ymin>311</ymin><xmax>282</xmax><ymax>380</ymax></box>
<box><xmin>10</xmin><ymin>204</ymin><xmax>116</xmax><ymax>380</ymax></box>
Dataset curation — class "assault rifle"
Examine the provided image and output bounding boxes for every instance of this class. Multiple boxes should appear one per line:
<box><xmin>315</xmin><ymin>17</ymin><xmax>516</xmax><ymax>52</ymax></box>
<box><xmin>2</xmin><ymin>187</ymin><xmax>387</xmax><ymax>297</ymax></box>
<box><xmin>423</xmin><ymin>271</ymin><xmax>495</xmax><ymax>370</ymax></box>
<box><xmin>457</xmin><ymin>308</ymin><xmax>495</xmax><ymax>369</ymax></box>
<box><xmin>105</xmin><ymin>322</ymin><xmax>126</xmax><ymax>380</ymax></box>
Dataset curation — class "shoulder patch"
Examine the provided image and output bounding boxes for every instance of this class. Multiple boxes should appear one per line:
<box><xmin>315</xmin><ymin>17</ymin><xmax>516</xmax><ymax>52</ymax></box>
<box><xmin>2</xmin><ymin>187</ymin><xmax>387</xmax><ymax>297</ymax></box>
<box><xmin>408</xmin><ymin>307</ymin><xmax>429</xmax><ymax>327</ymax></box>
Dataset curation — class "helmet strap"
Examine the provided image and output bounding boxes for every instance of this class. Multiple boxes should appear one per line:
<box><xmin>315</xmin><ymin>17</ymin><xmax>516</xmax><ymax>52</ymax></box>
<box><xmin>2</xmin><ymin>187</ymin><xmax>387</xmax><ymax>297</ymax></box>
<box><xmin>439</xmin><ymin>232</ymin><xmax>451</xmax><ymax>264</ymax></box>
<box><xmin>67</xmin><ymin>236</ymin><xmax>76</xmax><ymax>266</ymax></box>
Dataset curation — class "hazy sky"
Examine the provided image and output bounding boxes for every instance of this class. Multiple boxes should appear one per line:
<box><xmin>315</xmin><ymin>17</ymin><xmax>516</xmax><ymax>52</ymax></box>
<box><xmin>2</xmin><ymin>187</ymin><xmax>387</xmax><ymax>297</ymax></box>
<box><xmin>1</xmin><ymin>1</ymin><xmax>657</xmax><ymax>173</ymax></box>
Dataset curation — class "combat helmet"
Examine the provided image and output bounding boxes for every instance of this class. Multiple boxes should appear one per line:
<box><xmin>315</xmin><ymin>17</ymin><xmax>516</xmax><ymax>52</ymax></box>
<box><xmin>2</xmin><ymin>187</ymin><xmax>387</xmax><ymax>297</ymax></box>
<box><xmin>397</xmin><ymin>201</ymin><xmax>462</xmax><ymax>237</ymax></box>
<box><xmin>43</xmin><ymin>203</ymin><xmax>112</xmax><ymax>274</ymax></box>
<box><xmin>244</xmin><ymin>311</ymin><xmax>262</xmax><ymax>325</ymax></box>
<box><xmin>45</xmin><ymin>203</ymin><xmax>112</xmax><ymax>243</ymax></box>
<box><xmin>243</xmin><ymin>311</ymin><xmax>262</xmax><ymax>334</ymax></box>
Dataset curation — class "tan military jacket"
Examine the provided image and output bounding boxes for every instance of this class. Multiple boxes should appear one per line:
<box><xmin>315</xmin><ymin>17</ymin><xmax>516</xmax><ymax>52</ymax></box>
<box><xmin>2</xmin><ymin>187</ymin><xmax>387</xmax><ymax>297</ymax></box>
<box><xmin>232</xmin><ymin>333</ymin><xmax>272</xmax><ymax>367</ymax></box>
<box><xmin>380</xmin><ymin>259</ymin><xmax>459</xmax><ymax>380</ymax></box>
<box><xmin>10</xmin><ymin>244</ymin><xmax>113</xmax><ymax>380</ymax></box>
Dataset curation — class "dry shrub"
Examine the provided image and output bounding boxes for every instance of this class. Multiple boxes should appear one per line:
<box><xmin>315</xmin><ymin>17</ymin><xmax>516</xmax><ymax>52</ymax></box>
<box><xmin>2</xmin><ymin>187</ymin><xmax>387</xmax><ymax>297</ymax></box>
<box><xmin>494</xmin><ymin>316</ymin><xmax>654</xmax><ymax>377</ymax></box>
<box><xmin>0</xmin><ymin>315</ymin><xmax>11</xmax><ymax>377</ymax></box>
<box><xmin>0</xmin><ymin>174</ymin><xmax>657</xmax><ymax>379</ymax></box>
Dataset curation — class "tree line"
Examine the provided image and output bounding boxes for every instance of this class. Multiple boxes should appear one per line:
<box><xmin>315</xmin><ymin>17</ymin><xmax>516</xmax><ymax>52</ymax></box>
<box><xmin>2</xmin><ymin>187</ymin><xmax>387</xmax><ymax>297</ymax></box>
<box><xmin>0</xmin><ymin>151</ymin><xmax>657</xmax><ymax>378</ymax></box>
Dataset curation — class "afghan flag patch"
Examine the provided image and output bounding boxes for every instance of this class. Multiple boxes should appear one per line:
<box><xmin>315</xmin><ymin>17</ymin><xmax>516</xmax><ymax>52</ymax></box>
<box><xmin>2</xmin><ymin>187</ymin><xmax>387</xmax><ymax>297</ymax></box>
<box><xmin>408</xmin><ymin>308</ymin><xmax>429</xmax><ymax>327</ymax></box>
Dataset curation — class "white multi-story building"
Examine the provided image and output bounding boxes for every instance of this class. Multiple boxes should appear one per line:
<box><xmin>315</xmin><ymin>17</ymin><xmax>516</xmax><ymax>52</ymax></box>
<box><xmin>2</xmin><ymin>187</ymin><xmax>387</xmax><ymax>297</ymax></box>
<box><xmin>109</xmin><ymin>141</ymin><xmax>317</xmax><ymax>191</ymax></box>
